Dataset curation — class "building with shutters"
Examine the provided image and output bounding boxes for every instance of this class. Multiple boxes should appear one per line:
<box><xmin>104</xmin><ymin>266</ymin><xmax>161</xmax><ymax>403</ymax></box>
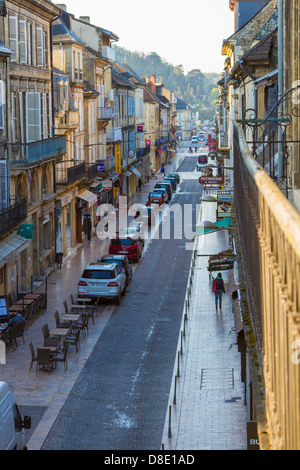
<box><xmin>0</xmin><ymin>0</ymin><xmax>65</xmax><ymax>298</ymax></box>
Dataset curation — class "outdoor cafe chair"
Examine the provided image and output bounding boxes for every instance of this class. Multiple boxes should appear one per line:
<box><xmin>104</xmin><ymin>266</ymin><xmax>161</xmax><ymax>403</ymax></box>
<box><xmin>43</xmin><ymin>337</ymin><xmax>59</xmax><ymax>348</ymax></box>
<box><xmin>52</xmin><ymin>343</ymin><xmax>69</xmax><ymax>371</ymax></box>
<box><xmin>36</xmin><ymin>348</ymin><xmax>55</xmax><ymax>374</ymax></box>
<box><xmin>54</xmin><ymin>310</ymin><xmax>69</xmax><ymax>329</ymax></box>
<box><xmin>29</xmin><ymin>342</ymin><xmax>38</xmax><ymax>371</ymax></box>
<box><xmin>63</xmin><ymin>328</ymin><xmax>81</xmax><ymax>354</ymax></box>
<box><xmin>10</xmin><ymin>322</ymin><xmax>25</xmax><ymax>347</ymax></box>
<box><xmin>42</xmin><ymin>323</ymin><xmax>57</xmax><ymax>342</ymax></box>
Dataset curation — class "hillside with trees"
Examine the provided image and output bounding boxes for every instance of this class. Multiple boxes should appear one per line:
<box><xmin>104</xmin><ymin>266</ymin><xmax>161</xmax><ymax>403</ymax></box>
<box><xmin>113</xmin><ymin>46</ymin><xmax>220</xmax><ymax>121</ymax></box>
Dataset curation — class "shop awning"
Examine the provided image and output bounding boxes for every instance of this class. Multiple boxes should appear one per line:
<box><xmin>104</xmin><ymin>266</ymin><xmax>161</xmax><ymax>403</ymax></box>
<box><xmin>0</xmin><ymin>234</ymin><xmax>30</xmax><ymax>269</ymax></box>
<box><xmin>130</xmin><ymin>166</ymin><xmax>142</xmax><ymax>177</ymax></box>
<box><xmin>78</xmin><ymin>189</ymin><xmax>97</xmax><ymax>208</ymax></box>
<box><xmin>124</xmin><ymin>171</ymin><xmax>132</xmax><ymax>177</ymax></box>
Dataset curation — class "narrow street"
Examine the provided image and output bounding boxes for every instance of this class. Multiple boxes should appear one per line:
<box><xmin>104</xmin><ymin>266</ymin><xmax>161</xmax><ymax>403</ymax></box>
<box><xmin>40</xmin><ymin>155</ymin><xmax>200</xmax><ymax>450</ymax></box>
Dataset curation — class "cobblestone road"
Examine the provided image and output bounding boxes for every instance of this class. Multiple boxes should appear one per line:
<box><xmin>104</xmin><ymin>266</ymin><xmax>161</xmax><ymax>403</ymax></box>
<box><xmin>42</xmin><ymin>156</ymin><xmax>202</xmax><ymax>450</ymax></box>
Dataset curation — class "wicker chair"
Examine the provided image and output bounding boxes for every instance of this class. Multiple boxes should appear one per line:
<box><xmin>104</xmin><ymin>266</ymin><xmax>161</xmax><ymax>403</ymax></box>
<box><xmin>36</xmin><ymin>348</ymin><xmax>55</xmax><ymax>373</ymax></box>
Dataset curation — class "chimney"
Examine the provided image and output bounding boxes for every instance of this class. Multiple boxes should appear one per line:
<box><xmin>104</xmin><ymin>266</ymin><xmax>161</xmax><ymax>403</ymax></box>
<box><xmin>56</xmin><ymin>3</ymin><xmax>67</xmax><ymax>11</ymax></box>
<box><xmin>79</xmin><ymin>16</ymin><xmax>90</xmax><ymax>23</ymax></box>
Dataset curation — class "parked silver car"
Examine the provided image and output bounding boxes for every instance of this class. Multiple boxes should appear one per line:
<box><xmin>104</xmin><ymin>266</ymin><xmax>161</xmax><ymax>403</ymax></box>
<box><xmin>77</xmin><ymin>262</ymin><xmax>126</xmax><ymax>305</ymax></box>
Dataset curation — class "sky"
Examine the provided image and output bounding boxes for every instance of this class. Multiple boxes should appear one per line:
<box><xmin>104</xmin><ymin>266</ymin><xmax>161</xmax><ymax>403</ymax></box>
<box><xmin>60</xmin><ymin>0</ymin><xmax>234</xmax><ymax>74</ymax></box>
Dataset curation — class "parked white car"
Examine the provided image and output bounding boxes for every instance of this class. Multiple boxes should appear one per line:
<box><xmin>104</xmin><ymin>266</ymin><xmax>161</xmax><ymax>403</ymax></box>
<box><xmin>78</xmin><ymin>262</ymin><xmax>126</xmax><ymax>305</ymax></box>
<box><xmin>0</xmin><ymin>382</ymin><xmax>31</xmax><ymax>450</ymax></box>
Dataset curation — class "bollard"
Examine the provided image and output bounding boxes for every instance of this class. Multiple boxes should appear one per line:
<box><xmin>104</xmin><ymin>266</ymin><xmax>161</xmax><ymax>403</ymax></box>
<box><xmin>168</xmin><ymin>405</ymin><xmax>172</xmax><ymax>438</ymax></box>
<box><xmin>177</xmin><ymin>351</ymin><xmax>180</xmax><ymax>377</ymax></box>
<box><xmin>173</xmin><ymin>375</ymin><xmax>177</xmax><ymax>405</ymax></box>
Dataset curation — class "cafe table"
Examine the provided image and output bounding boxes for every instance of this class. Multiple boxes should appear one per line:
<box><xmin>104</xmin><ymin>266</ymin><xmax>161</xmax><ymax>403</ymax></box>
<box><xmin>76</xmin><ymin>298</ymin><xmax>92</xmax><ymax>304</ymax></box>
<box><xmin>61</xmin><ymin>314</ymin><xmax>81</xmax><ymax>323</ymax></box>
<box><xmin>71</xmin><ymin>304</ymin><xmax>88</xmax><ymax>313</ymax></box>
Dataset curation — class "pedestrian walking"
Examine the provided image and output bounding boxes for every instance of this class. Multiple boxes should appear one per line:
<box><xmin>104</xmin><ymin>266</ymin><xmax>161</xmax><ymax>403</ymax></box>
<box><xmin>212</xmin><ymin>272</ymin><xmax>225</xmax><ymax>309</ymax></box>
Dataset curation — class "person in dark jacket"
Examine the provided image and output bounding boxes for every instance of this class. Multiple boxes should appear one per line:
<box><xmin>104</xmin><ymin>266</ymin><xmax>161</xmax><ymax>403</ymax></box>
<box><xmin>213</xmin><ymin>272</ymin><xmax>225</xmax><ymax>309</ymax></box>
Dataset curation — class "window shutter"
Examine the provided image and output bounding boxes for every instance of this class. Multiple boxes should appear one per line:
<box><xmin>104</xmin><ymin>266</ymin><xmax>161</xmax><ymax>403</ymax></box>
<box><xmin>48</xmin><ymin>93</ymin><xmax>52</xmax><ymax>137</ymax></box>
<box><xmin>9</xmin><ymin>16</ymin><xmax>18</xmax><ymax>62</ymax></box>
<box><xmin>25</xmin><ymin>92</ymin><xmax>41</xmax><ymax>142</ymax></box>
<box><xmin>27</xmin><ymin>23</ymin><xmax>32</xmax><ymax>65</ymax></box>
<box><xmin>11</xmin><ymin>92</ymin><xmax>16</xmax><ymax>143</ymax></box>
<box><xmin>97</xmin><ymin>84</ymin><xmax>101</xmax><ymax>110</ymax></box>
<box><xmin>0</xmin><ymin>160</ymin><xmax>8</xmax><ymax>210</ymax></box>
<box><xmin>42</xmin><ymin>93</ymin><xmax>48</xmax><ymax>138</ymax></box>
<box><xmin>79</xmin><ymin>99</ymin><xmax>82</xmax><ymax>131</ymax></box>
<box><xmin>0</xmin><ymin>81</ymin><xmax>4</xmax><ymax>130</ymax></box>
<box><xmin>36</xmin><ymin>27</ymin><xmax>43</xmax><ymax>67</ymax></box>
<box><xmin>19</xmin><ymin>19</ymin><xmax>27</xmax><ymax>64</ymax></box>
<box><xmin>101</xmin><ymin>85</ymin><xmax>105</xmax><ymax>107</ymax></box>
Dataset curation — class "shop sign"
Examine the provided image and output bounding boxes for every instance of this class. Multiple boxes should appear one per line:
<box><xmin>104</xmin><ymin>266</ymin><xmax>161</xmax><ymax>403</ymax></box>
<box><xmin>116</xmin><ymin>145</ymin><xmax>121</xmax><ymax>174</ymax></box>
<box><xmin>199</xmin><ymin>176</ymin><xmax>224</xmax><ymax>185</ymax></box>
<box><xmin>146</xmin><ymin>139</ymin><xmax>151</xmax><ymax>146</ymax></box>
<box><xmin>137</xmin><ymin>125</ymin><xmax>144</xmax><ymax>133</ymax></box>
<box><xmin>102</xmin><ymin>179</ymin><xmax>112</xmax><ymax>190</ymax></box>
<box><xmin>217</xmin><ymin>190</ymin><xmax>231</xmax><ymax>218</ymax></box>
<box><xmin>97</xmin><ymin>160</ymin><xmax>105</xmax><ymax>173</ymax></box>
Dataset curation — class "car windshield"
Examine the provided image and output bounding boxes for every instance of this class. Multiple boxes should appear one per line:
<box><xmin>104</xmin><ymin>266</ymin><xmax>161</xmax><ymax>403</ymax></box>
<box><xmin>82</xmin><ymin>270</ymin><xmax>114</xmax><ymax>279</ymax></box>
<box><xmin>102</xmin><ymin>259</ymin><xmax>123</xmax><ymax>268</ymax></box>
<box><xmin>111</xmin><ymin>238</ymin><xmax>135</xmax><ymax>246</ymax></box>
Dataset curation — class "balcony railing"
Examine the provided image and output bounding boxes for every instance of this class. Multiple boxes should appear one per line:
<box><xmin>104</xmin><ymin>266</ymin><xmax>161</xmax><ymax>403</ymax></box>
<box><xmin>0</xmin><ymin>197</ymin><xmax>27</xmax><ymax>239</ymax></box>
<box><xmin>97</xmin><ymin>107</ymin><xmax>113</xmax><ymax>120</ymax></box>
<box><xmin>11</xmin><ymin>136</ymin><xmax>66</xmax><ymax>167</ymax></box>
<box><xmin>136</xmin><ymin>145</ymin><xmax>151</xmax><ymax>158</ymax></box>
<box><xmin>106</xmin><ymin>127</ymin><xmax>122</xmax><ymax>142</ymax></box>
<box><xmin>56</xmin><ymin>162</ymin><xmax>86</xmax><ymax>185</ymax></box>
<box><xmin>85</xmin><ymin>163</ymin><xmax>98</xmax><ymax>181</ymax></box>
<box><xmin>233</xmin><ymin>121</ymin><xmax>300</xmax><ymax>450</ymax></box>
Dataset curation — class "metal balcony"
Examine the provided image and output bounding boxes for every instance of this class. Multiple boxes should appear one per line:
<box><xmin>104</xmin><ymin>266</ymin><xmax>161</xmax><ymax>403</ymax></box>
<box><xmin>97</xmin><ymin>107</ymin><xmax>113</xmax><ymax>120</ymax></box>
<box><xmin>0</xmin><ymin>197</ymin><xmax>27</xmax><ymax>239</ymax></box>
<box><xmin>56</xmin><ymin>162</ymin><xmax>86</xmax><ymax>185</ymax></box>
<box><xmin>11</xmin><ymin>136</ymin><xmax>66</xmax><ymax>167</ymax></box>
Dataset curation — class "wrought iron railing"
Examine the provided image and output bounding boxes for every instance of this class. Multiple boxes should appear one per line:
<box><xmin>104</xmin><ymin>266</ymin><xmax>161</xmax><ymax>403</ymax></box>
<box><xmin>0</xmin><ymin>197</ymin><xmax>27</xmax><ymax>238</ymax></box>
<box><xmin>56</xmin><ymin>162</ymin><xmax>86</xmax><ymax>185</ymax></box>
<box><xmin>233</xmin><ymin>121</ymin><xmax>300</xmax><ymax>450</ymax></box>
<box><xmin>11</xmin><ymin>136</ymin><xmax>66</xmax><ymax>166</ymax></box>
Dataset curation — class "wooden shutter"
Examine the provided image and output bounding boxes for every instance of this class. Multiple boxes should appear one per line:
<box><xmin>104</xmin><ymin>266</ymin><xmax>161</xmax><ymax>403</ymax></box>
<box><xmin>25</xmin><ymin>92</ymin><xmax>41</xmax><ymax>142</ymax></box>
<box><xmin>101</xmin><ymin>85</ymin><xmax>105</xmax><ymax>107</ymax></box>
<box><xmin>0</xmin><ymin>160</ymin><xmax>8</xmax><ymax>210</ymax></box>
<box><xmin>9</xmin><ymin>16</ymin><xmax>18</xmax><ymax>62</ymax></box>
<box><xmin>36</xmin><ymin>27</ymin><xmax>43</xmax><ymax>67</ymax></box>
<box><xmin>48</xmin><ymin>93</ymin><xmax>52</xmax><ymax>137</ymax></box>
<box><xmin>11</xmin><ymin>92</ymin><xmax>16</xmax><ymax>143</ymax></box>
<box><xmin>27</xmin><ymin>23</ymin><xmax>32</xmax><ymax>65</ymax></box>
<box><xmin>42</xmin><ymin>93</ymin><xmax>48</xmax><ymax>138</ymax></box>
<box><xmin>19</xmin><ymin>19</ymin><xmax>27</xmax><ymax>64</ymax></box>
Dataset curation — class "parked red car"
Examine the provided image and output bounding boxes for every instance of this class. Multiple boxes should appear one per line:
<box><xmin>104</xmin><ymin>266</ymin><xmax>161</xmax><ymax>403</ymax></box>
<box><xmin>109</xmin><ymin>236</ymin><xmax>143</xmax><ymax>263</ymax></box>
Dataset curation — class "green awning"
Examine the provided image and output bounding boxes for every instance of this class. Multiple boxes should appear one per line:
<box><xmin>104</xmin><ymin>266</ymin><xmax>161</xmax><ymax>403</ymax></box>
<box><xmin>193</xmin><ymin>218</ymin><xmax>232</xmax><ymax>236</ymax></box>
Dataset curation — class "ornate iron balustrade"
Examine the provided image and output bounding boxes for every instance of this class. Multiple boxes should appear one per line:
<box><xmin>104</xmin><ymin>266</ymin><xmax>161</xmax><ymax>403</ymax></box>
<box><xmin>10</xmin><ymin>136</ymin><xmax>66</xmax><ymax>166</ymax></box>
<box><xmin>233</xmin><ymin>121</ymin><xmax>300</xmax><ymax>450</ymax></box>
<box><xmin>236</xmin><ymin>84</ymin><xmax>300</xmax><ymax>198</ymax></box>
<box><xmin>0</xmin><ymin>197</ymin><xmax>27</xmax><ymax>238</ymax></box>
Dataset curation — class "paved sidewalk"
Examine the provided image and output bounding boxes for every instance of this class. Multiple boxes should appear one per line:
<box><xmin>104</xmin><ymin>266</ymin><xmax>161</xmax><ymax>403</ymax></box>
<box><xmin>161</xmin><ymin>191</ymin><xmax>248</xmax><ymax>450</ymax></box>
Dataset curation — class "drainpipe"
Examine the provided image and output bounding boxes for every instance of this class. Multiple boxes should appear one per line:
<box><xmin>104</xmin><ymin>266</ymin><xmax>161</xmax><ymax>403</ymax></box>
<box><xmin>278</xmin><ymin>0</ymin><xmax>283</xmax><ymax>179</ymax></box>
